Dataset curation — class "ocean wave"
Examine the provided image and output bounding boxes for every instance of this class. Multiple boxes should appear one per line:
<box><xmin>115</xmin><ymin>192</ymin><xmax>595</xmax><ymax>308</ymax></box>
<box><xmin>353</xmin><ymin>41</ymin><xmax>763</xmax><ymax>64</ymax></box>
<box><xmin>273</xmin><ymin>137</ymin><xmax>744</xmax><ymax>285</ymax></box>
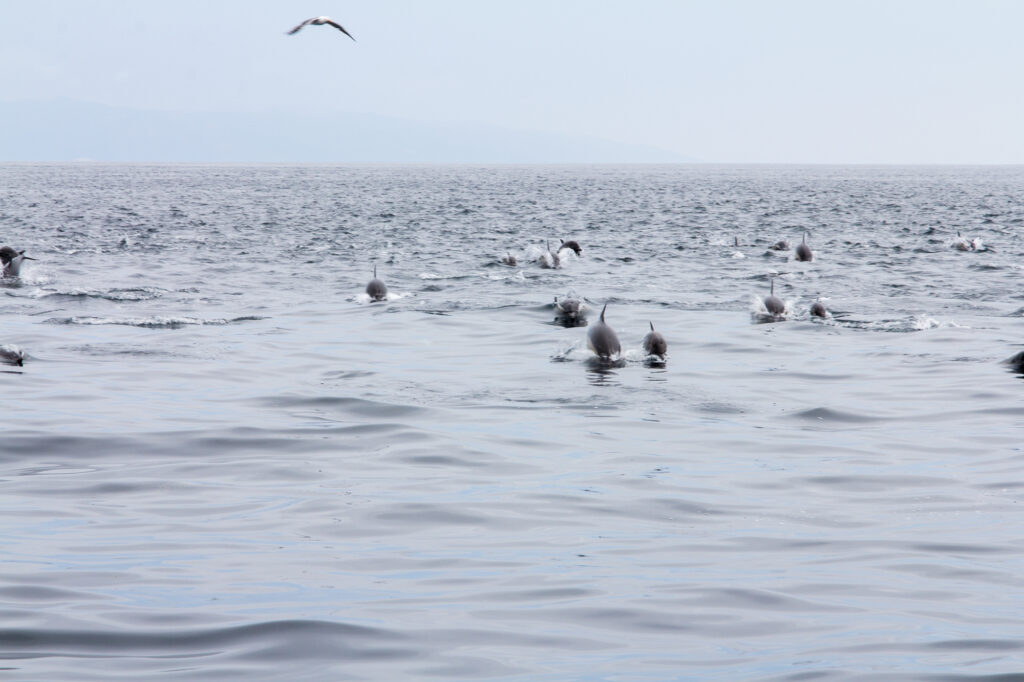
<box><xmin>842</xmin><ymin>315</ymin><xmax>973</xmax><ymax>333</ymax></box>
<box><xmin>0</xmin><ymin>619</ymin><xmax>415</xmax><ymax>663</ymax></box>
<box><xmin>22</xmin><ymin>286</ymin><xmax>166</xmax><ymax>302</ymax></box>
<box><xmin>44</xmin><ymin>315</ymin><xmax>264</xmax><ymax>329</ymax></box>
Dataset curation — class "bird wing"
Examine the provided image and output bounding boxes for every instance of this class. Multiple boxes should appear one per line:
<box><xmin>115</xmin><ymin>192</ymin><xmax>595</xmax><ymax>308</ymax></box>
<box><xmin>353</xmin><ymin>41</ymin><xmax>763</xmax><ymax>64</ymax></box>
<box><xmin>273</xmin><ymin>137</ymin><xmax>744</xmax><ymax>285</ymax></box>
<box><xmin>325</xmin><ymin>20</ymin><xmax>356</xmax><ymax>40</ymax></box>
<box><xmin>287</xmin><ymin>18</ymin><xmax>315</xmax><ymax>34</ymax></box>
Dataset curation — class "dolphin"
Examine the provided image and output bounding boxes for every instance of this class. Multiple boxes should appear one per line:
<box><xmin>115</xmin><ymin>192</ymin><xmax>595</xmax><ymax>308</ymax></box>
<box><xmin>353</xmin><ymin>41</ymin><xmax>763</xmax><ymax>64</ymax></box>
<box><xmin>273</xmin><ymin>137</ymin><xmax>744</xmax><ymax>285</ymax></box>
<box><xmin>554</xmin><ymin>295</ymin><xmax>584</xmax><ymax>321</ymax></box>
<box><xmin>540</xmin><ymin>240</ymin><xmax>560</xmax><ymax>269</ymax></box>
<box><xmin>953</xmin><ymin>231</ymin><xmax>983</xmax><ymax>252</ymax></box>
<box><xmin>1004</xmin><ymin>351</ymin><xmax>1024</xmax><ymax>375</ymax></box>
<box><xmin>500</xmin><ymin>252</ymin><xmax>517</xmax><ymax>266</ymax></box>
<box><xmin>763</xmin><ymin>279</ymin><xmax>786</xmax><ymax>316</ymax></box>
<box><xmin>810</xmin><ymin>300</ymin><xmax>828</xmax><ymax>318</ymax></box>
<box><xmin>642</xmin><ymin>322</ymin><xmax>667</xmax><ymax>360</ymax></box>
<box><xmin>587</xmin><ymin>304</ymin><xmax>621</xmax><ymax>360</ymax></box>
<box><xmin>794</xmin><ymin>232</ymin><xmax>813</xmax><ymax>262</ymax></box>
<box><xmin>366</xmin><ymin>266</ymin><xmax>388</xmax><ymax>302</ymax></box>
<box><xmin>770</xmin><ymin>239</ymin><xmax>790</xmax><ymax>251</ymax></box>
<box><xmin>953</xmin><ymin>231</ymin><xmax>972</xmax><ymax>251</ymax></box>
<box><xmin>0</xmin><ymin>246</ymin><xmax>35</xmax><ymax>277</ymax></box>
<box><xmin>0</xmin><ymin>344</ymin><xmax>24</xmax><ymax>366</ymax></box>
<box><xmin>560</xmin><ymin>239</ymin><xmax>582</xmax><ymax>256</ymax></box>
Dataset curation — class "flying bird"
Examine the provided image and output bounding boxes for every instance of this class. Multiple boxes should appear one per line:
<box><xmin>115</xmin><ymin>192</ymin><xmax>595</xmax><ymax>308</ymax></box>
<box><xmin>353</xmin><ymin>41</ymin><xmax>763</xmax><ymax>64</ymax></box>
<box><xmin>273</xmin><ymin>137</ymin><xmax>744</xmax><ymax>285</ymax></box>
<box><xmin>287</xmin><ymin>16</ymin><xmax>355</xmax><ymax>41</ymax></box>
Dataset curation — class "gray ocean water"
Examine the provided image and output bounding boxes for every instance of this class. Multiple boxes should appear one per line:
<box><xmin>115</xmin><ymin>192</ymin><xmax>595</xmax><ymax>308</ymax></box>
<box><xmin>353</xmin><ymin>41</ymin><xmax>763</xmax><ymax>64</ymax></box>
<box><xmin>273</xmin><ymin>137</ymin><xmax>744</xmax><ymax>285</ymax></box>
<box><xmin>1</xmin><ymin>163</ymin><xmax>1023</xmax><ymax>681</ymax></box>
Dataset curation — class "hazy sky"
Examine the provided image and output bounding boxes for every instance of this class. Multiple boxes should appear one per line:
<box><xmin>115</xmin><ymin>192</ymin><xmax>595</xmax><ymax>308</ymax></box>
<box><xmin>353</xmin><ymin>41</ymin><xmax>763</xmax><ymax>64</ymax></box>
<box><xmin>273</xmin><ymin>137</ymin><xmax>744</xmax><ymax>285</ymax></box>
<box><xmin>3</xmin><ymin>0</ymin><xmax>1023</xmax><ymax>163</ymax></box>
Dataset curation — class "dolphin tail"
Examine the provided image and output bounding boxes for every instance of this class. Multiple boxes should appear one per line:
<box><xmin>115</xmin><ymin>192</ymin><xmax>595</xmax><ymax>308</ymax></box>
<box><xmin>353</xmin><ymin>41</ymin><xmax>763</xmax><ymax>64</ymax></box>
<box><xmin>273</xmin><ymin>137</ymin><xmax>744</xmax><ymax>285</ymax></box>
<box><xmin>600</xmin><ymin>303</ymin><xmax>607</xmax><ymax>322</ymax></box>
<box><xmin>649</xmin><ymin>321</ymin><xmax>654</xmax><ymax>331</ymax></box>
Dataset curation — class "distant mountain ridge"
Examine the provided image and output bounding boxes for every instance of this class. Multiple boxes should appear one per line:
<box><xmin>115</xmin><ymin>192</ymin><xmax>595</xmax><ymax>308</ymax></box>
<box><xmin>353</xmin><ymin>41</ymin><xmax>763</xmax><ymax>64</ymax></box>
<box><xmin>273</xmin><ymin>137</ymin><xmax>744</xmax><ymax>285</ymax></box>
<box><xmin>0</xmin><ymin>99</ymin><xmax>693</xmax><ymax>163</ymax></box>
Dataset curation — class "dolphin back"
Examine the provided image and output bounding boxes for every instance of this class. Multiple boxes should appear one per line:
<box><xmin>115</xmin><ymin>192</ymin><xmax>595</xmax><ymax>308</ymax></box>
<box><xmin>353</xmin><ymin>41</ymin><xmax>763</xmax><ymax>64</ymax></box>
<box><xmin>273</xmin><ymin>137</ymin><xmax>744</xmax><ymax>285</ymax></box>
<box><xmin>642</xmin><ymin>324</ymin><xmax>667</xmax><ymax>357</ymax></box>
<box><xmin>366</xmin><ymin>268</ymin><xmax>388</xmax><ymax>300</ymax></box>
<box><xmin>588</xmin><ymin>305</ymin><xmax>620</xmax><ymax>359</ymax></box>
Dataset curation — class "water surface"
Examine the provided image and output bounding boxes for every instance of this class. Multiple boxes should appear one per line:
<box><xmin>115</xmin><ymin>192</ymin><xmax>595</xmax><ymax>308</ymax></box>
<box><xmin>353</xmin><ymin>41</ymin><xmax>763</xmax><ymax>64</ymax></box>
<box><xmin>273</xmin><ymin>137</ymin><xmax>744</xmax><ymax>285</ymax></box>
<box><xmin>1</xmin><ymin>164</ymin><xmax>1023</xmax><ymax>680</ymax></box>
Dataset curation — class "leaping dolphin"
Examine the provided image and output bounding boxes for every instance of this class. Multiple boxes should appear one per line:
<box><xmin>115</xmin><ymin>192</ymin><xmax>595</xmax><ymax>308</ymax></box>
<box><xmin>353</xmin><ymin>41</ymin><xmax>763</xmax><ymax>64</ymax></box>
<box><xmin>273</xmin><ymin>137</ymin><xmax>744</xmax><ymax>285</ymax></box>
<box><xmin>540</xmin><ymin>241</ymin><xmax>560</xmax><ymax>269</ymax></box>
<box><xmin>587</xmin><ymin>304</ymin><xmax>621</xmax><ymax>360</ymax></box>
<box><xmin>0</xmin><ymin>344</ymin><xmax>24</xmax><ymax>366</ymax></box>
<box><xmin>795</xmin><ymin>232</ymin><xmax>813</xmax><ymax>262</ymax></box>
<box><xmin>763</xmin><ymin>279</ymin><xmax>785</xmax><ymax>316</ymax></box>
<box><xmin>642</xmin><ymin>322</ymin><xmax>667</xmax><ymax>361</ymax></box>
<box><xmin>366</xmin><ymin>266</ymin><xmax>387</xmax><ymax>302</ymax></box>
<box><xmin>0</xmin><ymin>246</ymin><xmax>35</xmax><ymax>277</ymax></box>
<box><xmin>559</xmin><ymin>239</ymin><xmax>582</xmax><ymax>256</ymax></box>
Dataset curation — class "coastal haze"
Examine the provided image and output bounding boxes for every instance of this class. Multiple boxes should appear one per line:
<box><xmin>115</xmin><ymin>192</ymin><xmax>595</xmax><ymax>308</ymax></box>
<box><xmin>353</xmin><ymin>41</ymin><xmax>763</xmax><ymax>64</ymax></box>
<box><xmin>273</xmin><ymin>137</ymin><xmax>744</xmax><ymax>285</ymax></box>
<box><xmin>3</xmin><ymin>1</ymin><xmax>1024</xmax><ymax>164</ymax></box>
<box><xmin>0</xmin><ymin>100</ymin><xmax>690</xmax><ymax>163</ymax></box>
<box><xmin>3</xmin><ymin>1</ymin><xmax>1024</xmax><ymax>680</ymax></box>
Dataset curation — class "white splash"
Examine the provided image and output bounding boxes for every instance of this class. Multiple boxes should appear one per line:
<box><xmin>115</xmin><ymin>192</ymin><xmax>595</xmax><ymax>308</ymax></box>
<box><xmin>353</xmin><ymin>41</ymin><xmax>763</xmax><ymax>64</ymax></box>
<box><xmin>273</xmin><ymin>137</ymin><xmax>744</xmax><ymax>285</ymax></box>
<box><xmin>356</xmin><ymin>290</ymin><xmax>409</xmax><ymax>304</ymax></box>
<box><xmin>550</xmin><ymin>339</ymin><xmax>586</xmax><ymax>362</ymax></box>
<box><xmin>911</xmin><ymin>314</ymin><xmax>970</xmax><ymax>331</ymax></box>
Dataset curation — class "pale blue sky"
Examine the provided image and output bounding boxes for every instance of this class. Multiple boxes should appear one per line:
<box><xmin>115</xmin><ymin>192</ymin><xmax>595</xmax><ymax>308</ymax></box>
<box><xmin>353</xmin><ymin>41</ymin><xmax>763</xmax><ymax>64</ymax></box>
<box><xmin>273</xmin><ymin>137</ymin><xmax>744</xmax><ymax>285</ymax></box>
<box><xmin>2</xmin><ymin>0</ymin><xmax>1023</xmax><ymax>162</ymax></box>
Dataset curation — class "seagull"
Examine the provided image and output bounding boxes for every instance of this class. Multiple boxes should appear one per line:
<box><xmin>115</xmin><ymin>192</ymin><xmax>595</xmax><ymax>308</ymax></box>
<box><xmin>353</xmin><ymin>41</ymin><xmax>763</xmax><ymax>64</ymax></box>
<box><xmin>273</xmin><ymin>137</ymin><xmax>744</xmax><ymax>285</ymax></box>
<box><xmin>287</xmin><ymin>16</ymin><xmax>356</xmax><ymax>40</ymax></box>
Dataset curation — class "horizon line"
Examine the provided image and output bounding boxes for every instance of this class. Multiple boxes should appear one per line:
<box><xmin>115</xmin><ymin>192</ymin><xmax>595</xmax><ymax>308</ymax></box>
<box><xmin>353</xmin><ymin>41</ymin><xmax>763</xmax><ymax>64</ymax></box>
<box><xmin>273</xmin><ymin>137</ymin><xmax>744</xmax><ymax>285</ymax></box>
<box><xmin>3</xmin><ymin>160</ymin><xmax>1024</xmax><ymax>167</ymax></box>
